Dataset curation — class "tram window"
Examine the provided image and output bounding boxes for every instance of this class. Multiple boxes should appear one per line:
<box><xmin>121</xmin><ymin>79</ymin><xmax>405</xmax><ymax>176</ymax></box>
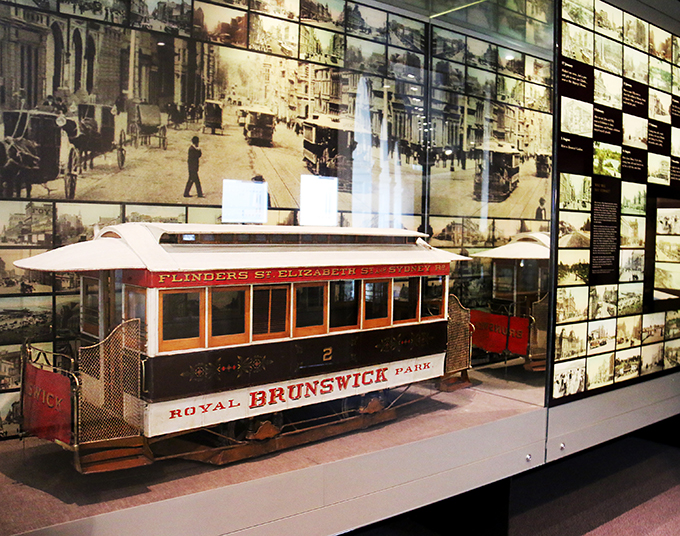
<box><xmin>393</xmin><ymin>278</ymin><xmax>419</xmax><ymax>322</ymax></box>
<box><xmin>294</xmin><ymin>283</ymin><xmax>327</xmax><ymax>336</ymax></box>
<box><xmin>159</xmin><ymin>290</ymin><xmax>205</xmax><ymax>351</ymax></box>
<box><xmin>210</xmin><ymin>287</ymin><xmax>249</xmax><ymax>346</ymax></box>
<box><xmin>82</xmin><ymin>277</ymin><xmax>100</xmax><ymax>337</ymax></box>
<box><xmin>330</xmin><ymin>280</ymin><xmax>360</xmax><ymax>329</ymax></box>
<box><xmin>421</xmin><ymin>276</ymin><xmax>445</xmax><ymax>319</ymax></box>
<box><xmin>124</xmin><ymin>286</ymin><xmax>146</xmax><ymax>323</ymax></box>
<box><xmin>253</xmin><ymin>285</ymin><xmax>289</xmax><ymax>340</ymax></box>
<box><xmin>364</xmin><ymin>280</ymin><xmax>391</xmax><ymax>328</ymax></box>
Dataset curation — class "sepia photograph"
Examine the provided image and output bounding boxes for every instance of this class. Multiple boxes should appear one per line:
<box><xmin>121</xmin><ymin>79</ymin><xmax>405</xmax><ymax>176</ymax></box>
<box><xmin>345</xmin><ymin>2</ymin><xmax>387</xmax><ymax>43</ymax></box>
<box><xmin>562</xmin><ymin>21</ymin><xmax>594</xmax><ymax>65</ymax></box>
<box><xmin>615</xmin><ymin>347</ymin><xmax>641</xmax><ymax>381</ymax></box>
<box><xmin>132</xmin><ymin>0</ymin><xmax>191</xmax><ymax>37</ymax></box>
<box><xmin>0</xmin><ymin>250</ymin><xmax>51</xmax><ymax>295</ymax></box>
<box><xmin>649</xmin><ymin>88</ymin><xmax>672</xmax><ymax>123</ymax></box>
<box><xmin>388</xmin><ymin>14</ymin><xmax>425</xmax><ymax>53</ymax></box>
<box><xmin>498</xmin><ymin>48</ymin><xmax>525</xmax><ymax>79</ymax></box>
<box><xmin>55</xmin><ymin>202</ymin><xmax>123</xmax><ymax>246</ymax></box>
<box><xmin>497</xmin><ymin>76</ymin><xmax>525</xmax><ymax>107</ymax></box>
<box><xmin>462</xmin><ymin>218</ymin><xmax>491</xmax><ymax>248</ymax></box>
<box><xmin>431</xmin><ymin>27</ymin><xmax>466</xmax><ymax>62</ymax></box>
<box><xmin>616</xmin><ymin>314</ymin><xmax>642</xmax><ymax>349</ymax></box>
<box><xmin>620</xmin><ymin>181</ymin><xmax>646</xmax><ymax>215</ymax></box>
<box><xmin>55</xmin><ymin>293</ymin><xmax>80</xmax><ymax>340</ymax></box>
<box><xmin>252</xmin><ymin>0</ymin><xmax>299</xmax><ymax>20</ymax></box>
<box><xmin>656</xmin><ymin>235</ymin><xmax>680</xmax><ymax>262</ymax></box>
<box><xmin>388</xmin><ymin>48</ymin><xmax>425</xmax><ymax>84</ymax></box>
<box><xmin>525</xmin><ymin>55</ymin><xmax>552</xmax><ymax>86</ymax></box>
<box><xmin>622</xmin><ymin>113</ymin><xmax>648</xmax><ymax>150</ymax></box>
<box><xmin>594</xmin><ymin>70</ymin><xmax>622</xmax><ymax>109</ymax></box>
<box><xmin>14</xmin><ymin>0</ymin><xmax>58</xmax><ymax>11</ymax></box>
<box><xmin>0</xmin><ymin>390</ymin><xmax>20</xmax><ymax>438</ymax></box>
<box><xmin>0</xmin><ymin>201</ymin><xmax>53</xmax><ymax>247</ymax></box>
<box><xmin>642</xmin><ymin>311</ymin><xmax>666</xmax><ymax>345</ymax></box>
<box><xmin>60</xmin><ymin>0</ymin><xmax>127</xmax><ymax>24</ymax></box>
<box><xmin>555</xmin><ymin>322</ymin><xmax>588</xmax><ymax>361</ymax></box>
<box><xmin>594</xmin><ymin>0</ymin><xmax>622</xmax><ymax>41</ymax></box>
<box><xmin>648</xmin><ymin>153</ymin><xmax>671</xmax><ymax>186</ymax></box>
<box><xmin>594</xmin><ymin>34</ymin><xmax>623</xmax><ymax>76</ymax></box>
<box><xmin>345</xmin><ymin>36</ymin><xmax>386</xmax><ymax>76</ymax></box>
<box><xmin>467</xmin><ymin>67</ymin><xmax>497</xmax><ymax>100</ymax></box>
<box><xmin>560</xmin><ymin>173</ymin><xmax>592</xmax><ymax>212</ymax></box>
<box><xmin>193</xmin><ymin>3</ymin><xmax>248</xmax><ymax>48</ymax></box>
<box><xmin>649</xmin><ymin>56</ymin><xmax>672</xmax><ymax>93</ymax></box>
<box><xmin>665</xmin><ymin>338</ymin><xmax>680</xmax><ymax>369</ymax></box>
<box><xmin>623</xmin><ymin>46</ymin><xmax>649</xmax><ymax>84</ymax></box>
<box><xmin>619</xmin><ymin>249</ymin><xmax>645</xmax><ymax>282</ymax></box>
<box><xmin>525</xmin><ymin>82</ymin><xmax>551</xmax><ymax>112</ymax></box>
<box><xmin>658</xmin><ymin>207</ymin><xmax>680</xmax><ymax>235</ymax></box>
<box><xmin>618</xmin><ymin>281</ymin><xmax>644</xmax><ymax>315</ymax></box>
<box><xmin>586</xmin><ymin>352</ymin><xmax>615</xmax><ymax>389</ymax></box>
<box><xmin>562</xmin><ymin>0</ymin><xmax>593</xmax><ymax>29</ymax></box>
<box><xmin>649</xmin><ymin>24</ymin><xmax>673</xmax><ymax>62</ymax></box>
<box><xmin>556</xmin><ymin>286</ymin><xmax>590</xmax><ymax>324</ymax></box>
<box><xmin>126</xmin><ymin>204</ymin><xmax>186</xmax><ymax>223</ymax></box>
<box><xmin>0</xmin><ymin>344</ymin><xmax>22</xmax><ymax>389</ymax></box>
<box><xmin>589</xmin><ymin>284</ymin><xmax>618</xmax><ymax>319</ymax></box>
<box><xmin>300</xmin><ymin>26</ymin><xmax>345</xmax><ymax>67</ymax></box>
<box><xmin>665</xmin><ymin>310</ymin><xmax>680</xmax><ymax>339</ymax></box>
<box><xmin>300</xmin><ymin>0</ymin><xmax>344</xmax><ymax>31</ymax></box>
<box><xmin>672</xmin><ymin>127</ymin><xmax>680</xmax><ymax>157</ymax></box>
<box><xmin>526</xmin><ymin>18</ymin><xmax>553</xmax><ymax>50</ymax></box>
<box><xmin>588</xmin><ymin>317</ymin><xmax>617</xmax><ymax>354</ymax></box>
<box><xmin>558</xmin><ymin>249</ymin><xmax>590</xmax><ymax>286</ymax></box>
<box><xmin>620</xmin><ymin>215</ymin><xmax>646</xmax><ymax>248</ymax></box>
<box><xmin>432</xmin><ymin>59</ymin><xmax>466</xmax><ymax>92</ymax></box>
<box><xmin>249</xmin><ymin>14</ymin><xmax>299</xmax><ymax>57</ymax></box>
<box><xmin>553</xmin><ymin>358</ymin><xmax>586</xmax><ymax>398</ymax></box>
<box><xmin>641</xmin><ymin>342</ymin><xmax>664</xmax><ymax>375</ymax></box>
<box><xmin>561</xmin><ymin>97</ymin><xmax>593</xmax><ymax>138</ymax></box>
<box><xmin>623</xmin><ymin>11</ymin><xmax>648</xmax><ymax>51</ymax></box>
<box><xmin>429</xmin><ymin>217</ymin><xmax>463</xmax><ymax>248</ymax></box>
<box><xmin>527</xmin><ymin>0</ymin><xmax>552</xmax><ymax>23</ymax></box>
<box><xmin>467</xmin><ymin>38</ymin><xmax>498</xmax><ymax>70</ymax></box>
<box><xmin>656</xmin><ymin>262</ymin><xmax>680</xmax><ymax>292</ymax></box>
<box><xmin>559</xmin><ymin>210</ymin><xmax>591</xmax><ymax>248</ymax></box>
<box><xmin>0</xmin><ymin>295</ymin><xmax>52</xmax><ymax>345</ymax></box>
<box><xmin>593</xmin><ymin>141</ymin><xmax>622</xmax><ymax>178</ymax></box>
<box><xmin>499</xmin><ymin>8</ymin><xmax>527</xmax><ymax>42</ymax></box>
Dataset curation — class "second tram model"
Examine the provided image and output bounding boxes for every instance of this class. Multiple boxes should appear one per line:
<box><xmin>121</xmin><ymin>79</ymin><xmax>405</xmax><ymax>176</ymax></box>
<box><xmin>17</xmin><ymin>223</ymin><xmax>471</xmax><ymax>473</ymax></box>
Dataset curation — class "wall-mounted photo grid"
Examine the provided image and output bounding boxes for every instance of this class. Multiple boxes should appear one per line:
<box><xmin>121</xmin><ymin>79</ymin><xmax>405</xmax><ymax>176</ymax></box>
<box><xmin>0</xmin><ymin>0</ymin><xmax>554</xmax><ymax>433</ymax></box>
<box><xmin>554</xmin><ymin>0</ymin><xmax>680</xmax><ymax>402</ymax></box>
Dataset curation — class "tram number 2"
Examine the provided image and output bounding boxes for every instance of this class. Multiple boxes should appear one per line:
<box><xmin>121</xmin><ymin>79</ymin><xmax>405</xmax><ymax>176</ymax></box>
<box><xmin>323</xmin><ymin>347</ymin><xmax>332</xmax><ymax>361</ymax></box>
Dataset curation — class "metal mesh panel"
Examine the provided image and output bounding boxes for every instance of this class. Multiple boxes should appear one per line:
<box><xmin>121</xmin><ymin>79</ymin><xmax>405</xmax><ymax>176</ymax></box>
<box><xmin>77</xmin><ymin>319</ymin><xmax>143</xmax><ymax>444</ymax></box>
<box><xmin>445</xmin><ymin>294</ymin><xmax>472</xmax><ymax>374</ymax></box>
<box><xmin>529</xmin><ymin>294</ymin><xmax>549</xmax><ymax>368</ymax></box>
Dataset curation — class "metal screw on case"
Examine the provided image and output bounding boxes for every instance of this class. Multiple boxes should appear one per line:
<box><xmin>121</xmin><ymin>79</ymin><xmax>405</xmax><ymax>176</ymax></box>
<box><xmin>560</xmin><ymin>443</ymin><xmax>566</xmax><ymax>450</ymax></box>
<box><xmin>526</xmin><ymin>454</ymin><xmax>532</xmax><ymax>462</ymax></box>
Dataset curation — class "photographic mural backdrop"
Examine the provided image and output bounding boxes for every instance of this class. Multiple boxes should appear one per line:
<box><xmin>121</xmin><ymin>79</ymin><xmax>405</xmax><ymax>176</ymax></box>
<box><xmin>0</xmin><ymin>0</ymin><xmax>556</xmax><ymax>435</ymax></box>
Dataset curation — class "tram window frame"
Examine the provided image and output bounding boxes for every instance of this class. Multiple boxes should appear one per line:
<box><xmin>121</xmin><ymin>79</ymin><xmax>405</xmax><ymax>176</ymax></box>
<box><xmin>363</xmin><ymin>279</ymin><xmax>392</xmax><ymax>329</ymax></box>
<box><xmin>82</xmin><ymin>276</ymin><xmax>100</xmax><ymax>337</ymax></box>
<box><xmin>421</xmin><ymin>276</ymin><xmax>446</xmax><ymax>320</ymax></box>
<box><xmin>159</xmin><ymin>289</ymin><xmax>205</xmax><ymax>352</ymax></box>
<box><xmin>393</xmin><ymin>277</ymin><xmax>420</xmax><ymax>323</ymax></box>
<box><xmin>209</xmin><ymin>286</ymin><xmax>250</xmax><ymax>346</ymax></box>
<box><xmin>252</xmin><ymin>285</ymin><xmax>290</xmax><ymax>341</ymax></box>
<box><xmin>293</xmin><ymin>282</ymin><xmax>328</xmax><ymax>337</ymax></box>
<box><xmin>329</xmin><ymin>280</ymin><xmax>361</xmax><ymax>331</ymax></box>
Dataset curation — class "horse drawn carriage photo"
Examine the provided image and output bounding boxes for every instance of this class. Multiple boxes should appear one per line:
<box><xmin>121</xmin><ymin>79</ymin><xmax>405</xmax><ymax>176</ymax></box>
<box><xmin>129</xmin><ymin>104</ymin><xmax>168</xmax><ymax>149</ymax></box>
<box><xmin>203</xmin><ymin>100</ymin><xmax>225</xmax><ymax>135</ymax></box>
<box><xmin>75</xmin><ymin>103</ymin><xmax>128</xmax><ymax>171</ymax></box>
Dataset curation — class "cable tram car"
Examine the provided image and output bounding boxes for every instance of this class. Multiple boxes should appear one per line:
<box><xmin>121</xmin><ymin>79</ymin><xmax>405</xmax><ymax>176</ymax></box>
<box><xmin>16</xmin><ymin>223</ymin><xmax>470</xmax><ymax>473</ymax></box>
<box><xmin>243</xmin><ymin>106</ymin><xmax>276</xmax><ymax>145</ymax></box>
<box><xmin>472</xmin><ymin>143</ymin><xmax>521</xmax><ymax>202</ymax></box>
<box><xmin>469</xmin><ymin>232</ymin><xmax>550</xmax><ymax>370</ymax></box>
<box><xmin>302</xmin><ymin>115</ymin><xmax>355</xmax><ymax>177</ymax></box>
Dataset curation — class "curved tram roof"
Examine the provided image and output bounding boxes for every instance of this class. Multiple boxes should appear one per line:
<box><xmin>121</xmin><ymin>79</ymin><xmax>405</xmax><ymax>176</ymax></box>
<box><xmin>15</xmin><ymin>223</ymin><xmax>469</xmax><ymax>273</ymax></box>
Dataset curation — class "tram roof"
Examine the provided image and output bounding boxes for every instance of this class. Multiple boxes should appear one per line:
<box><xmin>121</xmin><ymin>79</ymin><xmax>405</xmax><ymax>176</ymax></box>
<box><xmin>15</xmin><ymin>223</ymin><xmax>469</xmax><ymax>273</ymax></box>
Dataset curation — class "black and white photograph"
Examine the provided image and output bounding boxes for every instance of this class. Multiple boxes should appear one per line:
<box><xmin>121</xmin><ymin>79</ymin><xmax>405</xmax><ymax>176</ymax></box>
<box><xmin>432</xmin><ymin>59</ymin><xmax>466</xmax><ymax>92</ymax></box>
<box><xmin>623</xmin><ymin>46</ymin><xmax>649</xmax><ymax>84</ymax></box>
<box><xmin>649</xmin><ymin>24</ymin><xmax>673</xmax><ymax>62</ymax></box>
<box><xmin>672</xmin><ymin>126</ymin><xmax>680</xmax><ymax>157</ymax></box>
<box><xmin>589</xmin><ymin>284</ymin><xmax>618</xmax><ymax>319</ymax></box>
<box><xmin>558</xmin><ymin>249</ymin><xmax>590</xmax><ymax>286</ymax></box>
<box><xmin>622</xmin><ymin>113</ymin><xmax>648</xmax><ymax>149</ymax></box>
<box><xmin>55</xmin><ymin>293</ymin><xmax>80</xmax><ymax>340</ymax></box>
<box><xmin>345</xmin><ymin>2</ymin><xmax>387</xmax><ymax>43</ymax></box>
<box><xmin>562</xmin><ymin>21</ymin><xmax>594</xmax><ymax>65</ymax></box>
<box><xmin>593</xmin><ymin>141</ymin><xmax>622</xmax><ymax>177</ymax></box>
<box><xmin>665</xmin><ymin>338</ymin><xmax>680</xmax><ymax>369</ymax></box>
<box><xmin>620</xmin><ymin>215</ymin><xmax>646</xmax><ymax>248</ymax></box>
<box><xmin>594</xmin><ymin>34</ymin><xmax>623</xmax><ymax>76</ymax></box>
<box><xmin>588</xmin><ymin>317</ymin><xmax>617</xmax><ymax>354</ymax></box>
<box><xmin>623</xmin><ymin>11</ymin><xmax>648</xmax><ymax>51</ymax></box>
<box><xmin>467</xmin><ymin>38</ymin><xmax>498</xmax><ymax>70</ymax></box>
<box><xmin>556</xmin><ymin>286</ymin><xmax>590</xmax><ymax>323</ymax></box>
<box><xmin>618</xmin><ymin>281</ymin><xmax>644</xmax><ymax>315</ymax></box>
<box><xmin>621</xmin><ymin>181</ymin><xmax>646</xmax><ymax>215</ymax></box>
<box><xmin>55</xmin><ymin>203</ymin><xmax>123</xmax><ymax>246</ymax></box>
<box><xmin>649</xmin><ymin>88</ymin><xmax>672</xmax><ymax>123</ymax></box>
<box><xmin>553</xmin><ymin>358</ymin><xmax>586</xmax><ymax>398</ymax></box>
<box><xmin>0</xmin><ymin>295</ymin><xmax>52</xmax><ymax>346</ymax></box>
<box><xmin>345</xmin><ymin>37</ymin><xmax>386</xmax><ymax>76</ymax></box>
<box><xmin>648</xmin><ymin>153</ymin><xmax>671</xmax><ymax>185</ymax></box>
<box><xmin>0</xmin><ymin>390</ymin><xmax>20</xmax><ymax>438</ymax></box>
<box><xmin>641</xmin><ymin>342</ymin><xmax>664</xmax><ymax>375</ymax></box>
<box><xmin>555</xmin><ymin>322</ymin><xmax>588</xmax><ymax>361</ymax></box>
<box><xmin>60</xmin><ymin>0</ymin><xmax>127</xmax><ymax>24</ymax></box>
<box><xmin>388</xmin><ymin>14</ymin><xmax>425</xmax><ymax>53</ymax></box>
<box><xmin>666</xmin><ymin>310</ymin><xmax>680</xmax><ymax>339</ymax></box>
<box><xmin>619</xmin><ymin>249</ymin><xmax>645</xmax><ymax>282</ymax></box>
<box><xmin>300</xmin><ymin>0</ymin><xmax>344</xmax><ymax>31</ymax></box>
<box><xmin>616</xmin><ymin>314</ymin><xmax>642</xmax><ymax>349</ymax></box>
<box><xmin>467</xmin><ymin>67</ymin><xmax>497</xmax><ymax>100</ymax></box>
<box><xmin>193</xmin><ymin>3</ymin><xmax>248</xmax><ymax>48</ymax></box>
<box><xmin>656</xmin><ymin>235</ymin><xmax>680</xmax><ymax>262</ymax></box>
<box><xmin>300</xmin><ymin>26</ymin><xmax>345</xmax><ymax>67</ymax></box>
<box><xmin>0</xmin><ymin>201</ymin><xmax>53</xmax><ymax>247</ymax></box>
<box><xmin>499</xmin><ymin>8</ymin><xmax>526</xmax><ymax>43</ymax></box>
<box><xmin>586</xmin><ymin>352</ymin><xmax>615</xmax><ymax>389</ymax></box>
<box><xmin>462</xmin><ymin>218</ymin><xmax>491</xmax><ymax>248</ymax></box>
<box><xmin>14</xmin><ymin>0</ymin><xmax>58</xmax><ymax>11</ymax></box>
<box><xmin>615</xmin><ymin>347</ymin><xmax>641</xmax><ymax>381</ymax></box>
<box><xmin>126</xmin><ymin>204</ymin><xmax>186</xmax><ymax>223</ymax></box>
<box><xmin>429</xmin><ymin>217</ymin><xmax>463</xmax><ymax>248</ymax></box>
<box><xmin>499</xmin><ymin>48</ymin><xmax>525</xmax><ymax>79</ymax></box>
<box><xmin>526</xmin><ymin>19</ymin><xmax>553</xmax><ymax>49</ymax></box>
<box><xmin>562</xmin><ymin>0</ymin><xmax>593</xmax><ymax>29</ymax></box>
<box><xmin>527</xmin><ymin>0</ymin><xmax>552</xmax><ymax>23</ymax></box>
<box><xmin>251</xmin><ymin>0</ymin><xmax>299</xmax><ymax>21</ymax></box>
<box><xmin>594</xmin><ymin>70</ymin><xmax>623</xmax><ymax>109</ymax></box>
<box><xmin>0</xmin><ymin>250</ymin><xmax>51</xmax><ymax>295</ymax></box>
<box><xmin>525</xmin><ymin>82</ymin><xmax>552</xmax><ymax>112</ymax></box>
<box><xmin>657</xmin><ymin>262</ymin><xmax>680</xmax><ymax>293</ymax></box>
<box><xmin>561</xmin><ymin>97</ymin><xmax>593</xmax><ymax>138</ymax></box>
<box><xmin>657</xmin><ymin>207</ymin><xmax>680</xmax><ymax>235</ymax></box>
<box><xmin>431</xmin><ymin>27</ymin><xmax>466</xmax><ymax>62</ymax></box>
<box><xmin>642</xmin><ymin>311</ymin><xmax>666</xmax><ymax>344</ymax></box>
<box><xmin>559</xmin><ymin>210</ymin><xmax>591</xmax><ymax>248</ymax></box>
<box><xmin>0</xmin><ymin>344</ymin><xmax>21</xmax><ymax>389</ymax></box>
<box><xmin>594</xmin><ymin>0</ymin><xmax>622</xmax><ymax>41</ymax></box>
<box><xmin>525</xmin><ymin>55</ymin><xmax>552</xmax><ymax>86</ymax></box>
<box><xmin>560</xmin><ymin>173</ymin><xmax>592</xmax><ymax>211</ymax></box>
<box><xmin>492</xmin><ymin>219</ymin><xmax>523</xmax><ymax>245</ymax></box>
<box><xmin>249</xmin><ymin>14</ymin><xmax>299</xmax><ymax>57</ymax></box>
<box><xmin>497</xmin><ymin>76</ymin><xmax>525</xmax><ymax>107</ymax></box>
<box><xmin>649</xmin><ymin>56</ymin><xmax>672</xmax><ymax>93</ymax></box>
<box><xmin>388</xmin><ymin>48</ymin><xmax>424</xmax><ymax>84</ymax></box>
<box><xmin>674</xmin><ymin>35</ymin><xmax>680</xmax><ymax>65</ymax></box>
<box><xmin>132</xmin><ymin>0</ymin><xmax>191</xmax><ymax>37</ymax></box>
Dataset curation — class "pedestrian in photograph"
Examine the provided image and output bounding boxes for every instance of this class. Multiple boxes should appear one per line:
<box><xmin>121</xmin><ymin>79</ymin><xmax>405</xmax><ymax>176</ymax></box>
<box><xmin>184</xmin><ymin>136</ymin><xmax>204</xmax><ymax>198</ymax></box>
<box><xmin>535</xmin><ymin>197</ymin><xmax>547</xmax><ymax>220</ymax></box>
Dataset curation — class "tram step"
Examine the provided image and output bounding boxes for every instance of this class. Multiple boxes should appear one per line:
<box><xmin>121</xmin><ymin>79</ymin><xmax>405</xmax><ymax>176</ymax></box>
<box><xmin>78</xmin><ymin>453</ymin><xmax>153</xmax><ymax>474</ymax></box>
<box><xmin>77</xmin><ymin>438</ymin><xmax>153</xmax><ymax>473</ymax></box>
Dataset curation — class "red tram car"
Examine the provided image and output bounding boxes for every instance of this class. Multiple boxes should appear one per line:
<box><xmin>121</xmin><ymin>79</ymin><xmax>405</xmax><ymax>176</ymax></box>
<box><xmin>16</xmin><ymin>223</ymin><xmax>470</xmax><ymax>472</ymax></box>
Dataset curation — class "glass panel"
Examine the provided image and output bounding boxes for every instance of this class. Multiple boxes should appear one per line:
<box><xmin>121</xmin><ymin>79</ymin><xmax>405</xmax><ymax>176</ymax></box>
<box><xmin>270</xmin><ymin>287</ymin><xmax>288</xmax><ymax>333</ymax></box>
<box><xmin>393</xmin><ymin>277</ymin><xmax>419</xmax><ymax>321</ymax></box>
<box><xmin>365</xmin><ymin>281</ymin><xmax>389</xmax><ymax>320</ymax></box>
<box><xmin>212</xmin><ymin>289</ymin><xmax>246</xmax><ymax>336</ymax></box>
<box><xmin>330</xmin><ymin>280</ymin><xmax>360</xmax><ymax>328</ymax></box>
<box><xmin>163</xmin><ymin>292</ymin><xmax>200</xmax><ymax>340</ymax></box>
<box><xmin>252</xmin><ymin>288</ymin><xmax>271</xmax><ymax>335</ymax></box>
<box><xmin>421</xmin><ymin>277</ymin><xmax>444</xmax><ymax>318</ymax></box>
<box><xmin>125</xmin><ymin>287</ymin><xmax>146</xmax><ymax>324</ymax></box>
<box><xmin>82</xmin><ymin>277</ymin><xmax>99</xmax><ymax>336</ymax></box>
<box><xmin>253</xmin><ymin>286</ymin><xmax>288</xmax><ymax>335</ymax></box>
<box><xmin>296</xmin><ymin>285</ymin><xmax>325</xmax><ymax>328</ymax></box>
